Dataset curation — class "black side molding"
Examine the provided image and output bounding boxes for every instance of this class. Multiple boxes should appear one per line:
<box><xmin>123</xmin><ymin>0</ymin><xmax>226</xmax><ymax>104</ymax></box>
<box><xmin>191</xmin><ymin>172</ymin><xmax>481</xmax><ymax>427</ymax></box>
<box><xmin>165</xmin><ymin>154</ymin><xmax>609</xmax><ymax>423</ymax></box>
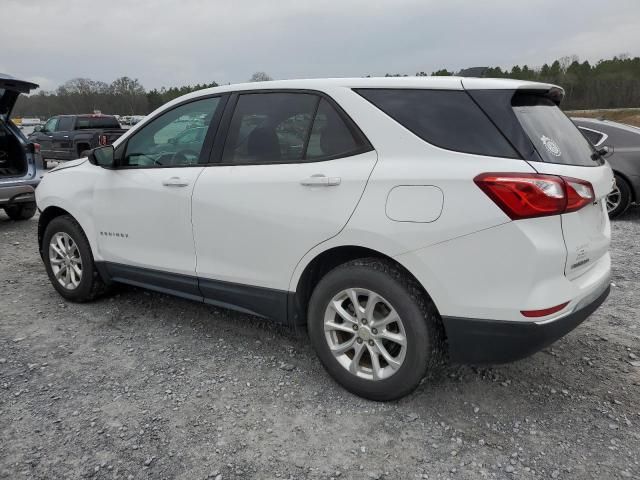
<box><xmin>443</xmin><ymin>285</ymin><xmax>610</xmax><ymax>364</ymax></box>
<box><xmin>95</xmin><ymin>262</ymin><xmax>290</xmax><ymax>325</ymax></box>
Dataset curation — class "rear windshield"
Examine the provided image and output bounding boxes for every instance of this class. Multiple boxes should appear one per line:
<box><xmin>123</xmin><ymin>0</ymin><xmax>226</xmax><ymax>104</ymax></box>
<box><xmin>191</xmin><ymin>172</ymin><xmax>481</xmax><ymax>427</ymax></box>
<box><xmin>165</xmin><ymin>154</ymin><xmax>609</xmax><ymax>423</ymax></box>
<box><xmin>355</xmin><ymin>89</ymin><xmax>519</xmax><ymax>159</ymax></box>
<box><xmin>512</xmin><ymin>95</ymin><xmax>595</xmax><ymax>166</ymax></box>
<box><xmin>75</xmin><ymin>116</ymin><xmax>120</xmax><ymax>129</ymax></box>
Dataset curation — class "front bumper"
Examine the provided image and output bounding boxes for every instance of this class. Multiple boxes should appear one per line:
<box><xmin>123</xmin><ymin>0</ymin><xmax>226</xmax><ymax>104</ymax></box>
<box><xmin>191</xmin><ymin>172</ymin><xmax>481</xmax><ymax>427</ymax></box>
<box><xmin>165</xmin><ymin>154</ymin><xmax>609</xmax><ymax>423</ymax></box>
<box><xmin>443</xmin><ymin>283</ymin><xmax>610</xmax><ymax>364</ymax></box>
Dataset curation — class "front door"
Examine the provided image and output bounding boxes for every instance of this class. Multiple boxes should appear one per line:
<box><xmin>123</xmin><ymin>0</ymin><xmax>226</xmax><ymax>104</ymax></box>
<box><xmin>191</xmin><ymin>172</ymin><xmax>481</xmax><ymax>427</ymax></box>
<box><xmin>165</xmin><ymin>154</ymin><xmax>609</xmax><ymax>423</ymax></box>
<box><xmin>92</xmin><ymin>96</ymin><xmax>225</xmax><ymax>295</ymax></box>
<box><xmin>192</xmin><ymin>91</ymin><xmax>377</xmax><ymax>319</ymax></box>
<box><xmin>35</xmin><ymin>116</ymin><xmax>58</xmax><ymax>158</ymax></box>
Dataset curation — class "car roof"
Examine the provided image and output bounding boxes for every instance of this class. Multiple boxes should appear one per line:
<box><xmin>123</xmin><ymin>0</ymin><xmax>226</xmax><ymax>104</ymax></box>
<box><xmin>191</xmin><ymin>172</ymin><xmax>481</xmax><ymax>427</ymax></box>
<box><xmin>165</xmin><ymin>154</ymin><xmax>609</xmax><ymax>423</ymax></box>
<box><xmin>165</xmin><ymin>76</ymin><xmax>562</xmax><ymax>106</ymax></box>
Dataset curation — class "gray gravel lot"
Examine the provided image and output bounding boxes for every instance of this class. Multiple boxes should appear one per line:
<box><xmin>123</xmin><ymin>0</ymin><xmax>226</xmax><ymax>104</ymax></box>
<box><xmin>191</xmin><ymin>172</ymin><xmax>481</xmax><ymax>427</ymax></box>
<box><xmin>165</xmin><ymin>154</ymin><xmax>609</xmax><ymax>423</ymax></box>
<box><xmin>1</xmin><ymin>208</ymin><xmax>639</xmax><ymax>480</ymax></box>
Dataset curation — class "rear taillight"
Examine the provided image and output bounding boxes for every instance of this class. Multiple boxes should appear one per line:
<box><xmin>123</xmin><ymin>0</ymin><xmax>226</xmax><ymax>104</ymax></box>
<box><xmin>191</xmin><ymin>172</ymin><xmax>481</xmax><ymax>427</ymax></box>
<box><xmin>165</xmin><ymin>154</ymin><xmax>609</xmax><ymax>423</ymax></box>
<box><xmin>564</xmin><ymin>177</ymin><xmax>595</xmax><ymax>213</ymax></box>
<box><xmin>474</xmin><ymin>173</ymin><xmax>594</xmax><ymax>220</ymax></box>
<box><xmin>33</xmin><ymin>142</ymin><xmax>41</xmax><ymax>153</ymax></box>
<box><xmin>99</xmin><ymin>135</ymin><xmax>108</xmax><ymax>146</ymax></box>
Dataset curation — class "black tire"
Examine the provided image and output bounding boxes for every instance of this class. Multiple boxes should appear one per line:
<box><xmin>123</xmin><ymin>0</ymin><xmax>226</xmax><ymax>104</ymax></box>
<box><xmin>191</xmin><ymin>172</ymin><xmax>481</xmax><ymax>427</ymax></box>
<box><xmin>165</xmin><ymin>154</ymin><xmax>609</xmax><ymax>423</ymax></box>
<box><xmin>607</xmin><ymin>175</ymin><xmax>632</xmax><ymax>219</ymax></box>
<box><xmin>42</xmin><ymin>215</ymin><xmax>107</xmax><ymax>302</ymax></box>
<box><xmin>307</xmin><ymin>258</ymin><xmax>444</xmax><ymax>401</ymax></box>
<box><xmin>4</xmin><ymin>202</ymin><xmax>37</xmax><ymax>220</ymax></box>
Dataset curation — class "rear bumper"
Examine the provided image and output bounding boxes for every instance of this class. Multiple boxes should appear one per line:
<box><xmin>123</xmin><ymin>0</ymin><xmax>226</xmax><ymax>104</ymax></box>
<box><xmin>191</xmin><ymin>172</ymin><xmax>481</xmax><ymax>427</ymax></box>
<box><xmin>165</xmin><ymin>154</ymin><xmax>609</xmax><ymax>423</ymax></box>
<box><xmin>0</xmin><ymin>184</ymin><xmax>36</xmax><ymax>206</ymax></box>
<box><xmin>443</xmin><ymin>283</ymin><xmax>610</xmax><ymax>364</ymax></box>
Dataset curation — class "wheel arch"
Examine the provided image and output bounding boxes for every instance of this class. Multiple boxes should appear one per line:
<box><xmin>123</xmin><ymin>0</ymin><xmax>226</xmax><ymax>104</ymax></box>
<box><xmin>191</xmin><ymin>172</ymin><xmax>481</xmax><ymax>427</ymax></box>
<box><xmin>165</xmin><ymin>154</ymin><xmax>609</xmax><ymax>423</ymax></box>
<box><xmin>38</xmin><ymin>206</ymin><xmax>76</xmax><ymax>257</ymax></box>
<box><xmin>613</xmin><ymin>169</ymin><xmax>636</xmax><ymax>202</ymax></box>
<box><xmin>288</xmin><ymin>245</ymin><xmax>439</xmax><ymax>329</ymax></box>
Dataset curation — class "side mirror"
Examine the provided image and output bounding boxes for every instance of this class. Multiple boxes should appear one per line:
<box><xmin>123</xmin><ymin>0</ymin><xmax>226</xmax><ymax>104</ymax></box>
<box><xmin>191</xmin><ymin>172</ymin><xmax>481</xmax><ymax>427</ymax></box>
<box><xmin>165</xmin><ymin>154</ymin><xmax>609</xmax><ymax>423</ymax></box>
<box><xmin>88</xmin><ymin>145</ymin><xmax>116</xmax><ymax>168</ymax></box>
<box><xmin>33</xmin><ymin>125</ymin><xmax>42</xmax><ymax>133</ymax></box>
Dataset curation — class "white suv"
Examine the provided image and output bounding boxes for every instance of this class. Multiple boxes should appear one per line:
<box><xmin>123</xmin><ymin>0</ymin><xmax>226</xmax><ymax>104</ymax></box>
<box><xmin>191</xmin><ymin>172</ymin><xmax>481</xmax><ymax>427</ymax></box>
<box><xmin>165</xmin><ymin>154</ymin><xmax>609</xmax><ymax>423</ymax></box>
<box><xmin>36</xmin><ymin>78</ymin><xmax>613</xmax><ymax>401</ymax></box>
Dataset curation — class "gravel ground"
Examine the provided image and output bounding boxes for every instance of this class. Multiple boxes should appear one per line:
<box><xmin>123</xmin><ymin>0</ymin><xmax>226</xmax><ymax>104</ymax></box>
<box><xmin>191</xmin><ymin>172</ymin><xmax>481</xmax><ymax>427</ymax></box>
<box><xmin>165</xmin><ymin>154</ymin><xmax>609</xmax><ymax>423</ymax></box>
<box><xmin>1</xmin><ymin>207</ymin><xmax>639</xmax><ymax>480</ymax></box>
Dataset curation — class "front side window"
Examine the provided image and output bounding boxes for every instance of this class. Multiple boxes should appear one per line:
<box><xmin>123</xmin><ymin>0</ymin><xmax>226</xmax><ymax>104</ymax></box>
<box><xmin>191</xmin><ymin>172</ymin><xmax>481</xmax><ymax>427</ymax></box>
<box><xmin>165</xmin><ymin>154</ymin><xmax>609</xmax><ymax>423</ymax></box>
<box><xmin>123</xmin><ymin>97</ymin><xmax>220</xmax><ymax>167</ymax></box>
<box><xmin>42</xmin><ymin>117</ymin><xmax>58</xmax><ymax>133</ymax></box>
<box><xmin>356</xmin><ymin>89</ymin><xmax>519</xmax><ymax>158</ymax></box>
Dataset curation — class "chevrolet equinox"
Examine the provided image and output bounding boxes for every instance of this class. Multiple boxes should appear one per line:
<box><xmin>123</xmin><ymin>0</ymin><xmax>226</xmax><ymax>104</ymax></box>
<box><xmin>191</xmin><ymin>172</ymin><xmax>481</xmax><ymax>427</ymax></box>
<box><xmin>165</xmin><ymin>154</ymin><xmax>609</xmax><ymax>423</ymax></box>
<box><xmin>36</xmin><ymin>78</ymin><xmax>613</xmax><ymax>400</ymax></box>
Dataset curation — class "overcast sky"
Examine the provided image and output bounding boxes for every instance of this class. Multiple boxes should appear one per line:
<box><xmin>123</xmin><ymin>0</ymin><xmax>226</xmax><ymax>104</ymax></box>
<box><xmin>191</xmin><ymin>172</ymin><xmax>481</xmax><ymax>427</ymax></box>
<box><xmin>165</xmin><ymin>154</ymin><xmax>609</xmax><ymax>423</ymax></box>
<box><xmin>2</xmin><ymin>0</ymin><xmax>639</xmax><ymax>92</ymax></box>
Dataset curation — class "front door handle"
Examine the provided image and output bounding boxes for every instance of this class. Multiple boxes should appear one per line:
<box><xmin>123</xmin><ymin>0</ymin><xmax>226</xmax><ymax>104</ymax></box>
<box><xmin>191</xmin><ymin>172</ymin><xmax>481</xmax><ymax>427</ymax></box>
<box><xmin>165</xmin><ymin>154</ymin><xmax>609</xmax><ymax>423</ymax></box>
<box><xmin>300</xmin><ymin>174</ymin><xmax>341</xmax><ymax>187</ymax></box>
<box><xmin>162</xmin><ymin>176</ymin><xmax>190</xmax><ymax>187</ymax></box>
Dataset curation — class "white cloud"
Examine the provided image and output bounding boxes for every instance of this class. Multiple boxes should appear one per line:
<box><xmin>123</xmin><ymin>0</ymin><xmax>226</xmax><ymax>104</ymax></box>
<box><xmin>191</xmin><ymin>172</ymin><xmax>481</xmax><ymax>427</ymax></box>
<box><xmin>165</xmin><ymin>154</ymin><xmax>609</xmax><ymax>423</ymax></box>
<box><xmin>1</xmin><ymin>0</ymin><xmax>639</xmax><ymax>90</ymax></box>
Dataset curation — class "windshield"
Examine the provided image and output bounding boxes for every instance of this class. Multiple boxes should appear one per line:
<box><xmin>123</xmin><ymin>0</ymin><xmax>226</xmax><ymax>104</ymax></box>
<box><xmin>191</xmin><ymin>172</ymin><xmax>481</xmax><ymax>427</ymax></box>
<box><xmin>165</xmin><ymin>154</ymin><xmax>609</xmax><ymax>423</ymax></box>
<box><xmin>512</xmin><ymin>94</ymin><xmax>597</xmax><ymax>166</ymax></box>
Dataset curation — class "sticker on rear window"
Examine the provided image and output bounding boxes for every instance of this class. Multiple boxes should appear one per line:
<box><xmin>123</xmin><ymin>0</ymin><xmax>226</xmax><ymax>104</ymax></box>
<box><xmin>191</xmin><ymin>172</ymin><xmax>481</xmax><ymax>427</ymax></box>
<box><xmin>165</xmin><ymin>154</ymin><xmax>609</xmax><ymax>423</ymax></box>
<box><xmin>540</xmin><ymin>135</ymin><xmax>561</xmax><ymax>157</ymax></box>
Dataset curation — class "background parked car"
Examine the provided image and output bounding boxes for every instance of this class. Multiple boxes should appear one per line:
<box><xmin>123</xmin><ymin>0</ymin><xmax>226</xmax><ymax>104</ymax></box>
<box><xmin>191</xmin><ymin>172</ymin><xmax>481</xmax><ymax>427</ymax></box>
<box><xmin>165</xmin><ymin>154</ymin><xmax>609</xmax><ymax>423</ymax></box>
<box><xmin>28</xmin><ymin>114</ymin><xmax>126</xmax><ymax>168</ymax></box>
<box><xmin>573</xmin><ymin>117</ymin><xmax>640</xmax><ymax>217</ymax></box>
<box><xmin>0</xmin><ymin>73</ymin><xmax>44</xmax><ymax>220</ymax></box>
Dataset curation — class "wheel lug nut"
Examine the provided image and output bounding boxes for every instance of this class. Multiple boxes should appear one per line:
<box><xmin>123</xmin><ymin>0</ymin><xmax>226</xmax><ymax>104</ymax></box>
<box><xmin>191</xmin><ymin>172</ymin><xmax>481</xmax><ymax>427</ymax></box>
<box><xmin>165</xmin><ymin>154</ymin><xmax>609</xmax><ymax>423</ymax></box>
<box><xmin>368</xmin><ymin>340</ymin><xmax>374</xmax><ymax>346</ymax></box>
<box><xmin>356</xmin><ymin>338</ymin><xmax>363</xmax><ymax>344</ymax></box>
<box><xmin>361</xmin><ymin>319</ymin><xmax>367</xmax><ymax>325</ymax></box>
<box><xmin>371</xmin><ymin>328</ymin><xmax>378</xmax><ymax>335</ymax></box>
<box><xmin>353</xmin><ymin>325</ymin><xmax>358</xmax><ymax>331</ymax></box>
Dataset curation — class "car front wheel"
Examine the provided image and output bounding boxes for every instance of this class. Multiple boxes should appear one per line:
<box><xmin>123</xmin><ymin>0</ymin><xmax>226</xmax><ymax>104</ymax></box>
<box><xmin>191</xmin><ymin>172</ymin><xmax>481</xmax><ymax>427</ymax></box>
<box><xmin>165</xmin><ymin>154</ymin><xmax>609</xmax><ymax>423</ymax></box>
<box><xmin>307</xmin><ymin>258</ymin><xmax>444</xmax><ymax>401</ymax></box>
<box><xmin>42</xmin><ymin>215</ymin><xmax>106</xmax><ymax>302</ymax></box>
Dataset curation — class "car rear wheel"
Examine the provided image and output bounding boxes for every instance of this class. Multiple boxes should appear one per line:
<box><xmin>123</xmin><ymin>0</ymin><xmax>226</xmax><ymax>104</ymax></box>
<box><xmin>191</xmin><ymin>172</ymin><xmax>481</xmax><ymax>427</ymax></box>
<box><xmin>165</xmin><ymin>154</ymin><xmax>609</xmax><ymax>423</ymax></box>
<box><xmin>307</xmin><ymin>258</ymin><xmax>444</xmax><ymax>401</ymax></box>
<box><xmin>607</xmin><ymin>175</ymin><xmax>631</xmax><ymax>218</ymax></box>
<box><xmin>4</xmin><ymin>202</ymin><xmax>36</xmax><ymax>220</ymax></box>
<box><xmin>42</xmin><ymin>215</ymin><xmax>106</xmax><ymax>302</ymax></box>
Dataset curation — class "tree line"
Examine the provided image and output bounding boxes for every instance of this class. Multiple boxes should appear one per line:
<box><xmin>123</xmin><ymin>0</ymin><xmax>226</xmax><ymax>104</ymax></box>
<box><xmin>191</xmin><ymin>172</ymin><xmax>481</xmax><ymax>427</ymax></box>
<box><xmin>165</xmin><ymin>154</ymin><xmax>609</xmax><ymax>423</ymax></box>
<box><xmin>12</xmin><ymin>56</ymin><xmax>640</xmax><ymax>118</ymax></box>
<box><xmin>390</xmin><ymin>54</ymin><xmax>640</xmax><ymax>110</ymax></box>
<box><xmin>13</xmin><ymin>71</ymin><xmax>276</xmax><ymax>118</ymax></box>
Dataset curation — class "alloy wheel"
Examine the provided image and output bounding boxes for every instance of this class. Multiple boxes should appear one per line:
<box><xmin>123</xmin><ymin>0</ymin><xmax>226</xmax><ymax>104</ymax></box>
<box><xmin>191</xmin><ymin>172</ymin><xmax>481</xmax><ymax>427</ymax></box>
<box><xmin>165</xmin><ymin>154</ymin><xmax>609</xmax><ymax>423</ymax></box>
<box><xmin>606</xmin><ymin>184</ymin><xmax>621</xmax><ymax>213</ymax></box>
<box><xmin>323</xmin><ymin>288</ymin><xmax>407</xmax><ymax>381</ymax></box>
<box><xmin>49</xmin><ymin>232</ymin><xmax>83</xmax><ymax>290</ymax></box>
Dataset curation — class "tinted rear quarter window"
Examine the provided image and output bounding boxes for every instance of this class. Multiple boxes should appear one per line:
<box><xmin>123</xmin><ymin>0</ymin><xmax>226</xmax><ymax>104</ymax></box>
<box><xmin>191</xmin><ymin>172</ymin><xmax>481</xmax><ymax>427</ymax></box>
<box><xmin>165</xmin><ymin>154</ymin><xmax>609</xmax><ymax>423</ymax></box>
<box><xmin>355</xmin><ymin>89</ymin><xmax>519</xmax><ymax>158</ymax></box>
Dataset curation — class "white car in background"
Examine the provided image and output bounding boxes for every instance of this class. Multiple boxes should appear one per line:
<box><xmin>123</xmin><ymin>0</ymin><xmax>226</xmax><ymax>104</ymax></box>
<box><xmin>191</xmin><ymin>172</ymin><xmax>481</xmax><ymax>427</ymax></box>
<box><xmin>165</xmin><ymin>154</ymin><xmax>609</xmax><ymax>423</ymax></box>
<box><xmin>35</xmin><ymin>77</ymin><xmax>613</xmax><ymax>400</ymax></box>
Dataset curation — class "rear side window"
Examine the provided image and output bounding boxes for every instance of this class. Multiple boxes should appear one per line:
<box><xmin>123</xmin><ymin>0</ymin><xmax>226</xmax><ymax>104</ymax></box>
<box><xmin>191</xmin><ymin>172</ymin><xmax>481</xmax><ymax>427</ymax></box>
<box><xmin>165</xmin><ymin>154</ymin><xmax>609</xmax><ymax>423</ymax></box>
<box><xmin>306</xmin><ymin>99</ymin><xmax>362</xmax><ymax>160</ymax></box>
<box><xmin>222</xmin><ymin>93</ymin><xmax>368</xmax><ymax>164</ymax></box>
<box><xmin>76</xmin><ymin>116</ymin><xmax>120</xmax><ymax>129</ymax></box>
<box><xmin>355</xmin><ymin>89</ymin><xmax>519</xmax><ymax>158</ymax></box>
<box><xmin>56</xmin><ymin>117</ymin><xmax>74</xmax><ymax>131</ymax></box>
<box><xmin>222</xmin><ymin>93</ymin><xmax>316</xmax><ymax>164</ymax></box>
<box><xmin>512</xmin><ymin>95</ymin><xmax>595</xmax><ymax>166</ymax></box>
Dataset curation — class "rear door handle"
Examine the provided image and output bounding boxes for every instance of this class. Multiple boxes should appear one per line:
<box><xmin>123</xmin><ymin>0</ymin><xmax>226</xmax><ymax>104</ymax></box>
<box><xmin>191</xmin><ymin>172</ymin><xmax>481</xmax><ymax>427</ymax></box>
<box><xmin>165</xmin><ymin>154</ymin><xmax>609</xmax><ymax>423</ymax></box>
<box><xmin>162</xmin><ymin>176</ymin><xmax>190</xmax><ymax>187</ymax></box>
<box><xmin>300</xmin><ymin>175</ymin><xmax>341</xmax><ymax>187</ymax></box>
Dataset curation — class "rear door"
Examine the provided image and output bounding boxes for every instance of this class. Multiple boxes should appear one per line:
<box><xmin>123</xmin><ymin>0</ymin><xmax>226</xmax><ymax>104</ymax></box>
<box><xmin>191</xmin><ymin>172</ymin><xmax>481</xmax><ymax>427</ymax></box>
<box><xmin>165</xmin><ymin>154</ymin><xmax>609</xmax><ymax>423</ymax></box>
<box><xmin>191</xmin><ymin>91</ymin><xmax>376</xmax><ymax>316</ymax></box>
<box><xmin>510</xmin><ymin>93</ymin><xmax>613</xmax><ymax>279</ymax></box>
